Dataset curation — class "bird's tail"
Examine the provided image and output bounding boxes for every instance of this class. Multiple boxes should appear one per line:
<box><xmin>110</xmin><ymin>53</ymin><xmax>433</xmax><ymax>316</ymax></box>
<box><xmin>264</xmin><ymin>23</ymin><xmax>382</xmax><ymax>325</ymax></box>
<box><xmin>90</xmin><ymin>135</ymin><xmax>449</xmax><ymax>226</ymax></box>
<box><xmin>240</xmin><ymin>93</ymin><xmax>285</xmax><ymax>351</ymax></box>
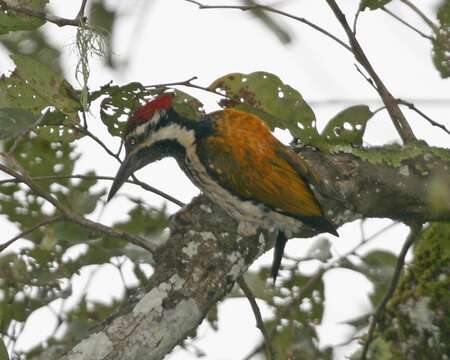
<box><xmin>271</xmin><ymin>231</ymin><xmax>287</xmax><ymax>284</ymax></box>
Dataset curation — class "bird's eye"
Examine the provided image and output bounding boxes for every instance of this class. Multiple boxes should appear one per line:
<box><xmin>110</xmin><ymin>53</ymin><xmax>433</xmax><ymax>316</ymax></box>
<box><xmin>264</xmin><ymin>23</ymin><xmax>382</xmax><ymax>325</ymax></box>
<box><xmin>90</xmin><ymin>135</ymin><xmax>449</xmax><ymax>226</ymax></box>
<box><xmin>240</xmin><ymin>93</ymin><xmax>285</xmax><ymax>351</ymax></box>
<box><xmin>128</xmin><ymin>137</ymin><xmax>137</xmax><ymax>147</ymax></box>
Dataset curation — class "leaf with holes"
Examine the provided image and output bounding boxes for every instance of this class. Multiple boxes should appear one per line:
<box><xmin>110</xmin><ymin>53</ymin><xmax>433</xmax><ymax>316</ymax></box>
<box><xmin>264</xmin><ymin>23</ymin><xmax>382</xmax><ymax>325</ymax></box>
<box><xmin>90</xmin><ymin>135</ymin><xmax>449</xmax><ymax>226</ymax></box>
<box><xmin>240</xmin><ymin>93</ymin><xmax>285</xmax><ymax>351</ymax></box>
<box><xmin>9</xmin><ymin>54</ymin><xmax>81</xmax><ymax>114</ymax></box>
<box><xmin>99</xmin><ymin>82</ymin><xmax>157</xmax><ymax>136</ymax></box>
<box><xmin>321</xmin><ymin>105</ymin><xmax>373</xmax><ymax>146</ymax></box>
<box><xmin>34</xmin><ymin>109</ymin><xmax>82</xmax><ymax>142</ymax></box>
<box><xmin>209</xmin><ymin>72</ymin><xmax>319</xmax><ymax>143</ymax></box>
<box><xmin>433</xmin><ymin>0</ymin><xmax>450</xmax><ymax>78</ymax></box>
<box><xmin>0</xmin><ymin>108</ymin><xmax>39</xmax><ymax>140</ymax></box>
<box><xmin>360</xmin><ymin>0</ymin><xmax>392</xmax><ymax>10</ymax></box>
<box><xmin>0</xmin><ymin>0</ymin><xmax>48</xmax><ymax>34</ymax></box>
<box><xmin>172</xmin><ymin>90</ymin><xmax>205</xmax><ymax>121</ymax></box>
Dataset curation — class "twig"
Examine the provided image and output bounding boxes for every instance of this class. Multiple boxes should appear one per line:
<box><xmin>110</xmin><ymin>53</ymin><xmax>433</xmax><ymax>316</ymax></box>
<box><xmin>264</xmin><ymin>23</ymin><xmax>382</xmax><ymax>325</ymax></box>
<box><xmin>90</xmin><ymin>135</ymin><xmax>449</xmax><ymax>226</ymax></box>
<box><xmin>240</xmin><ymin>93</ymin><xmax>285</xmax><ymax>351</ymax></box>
<box><xmin>0</xmin><ymin>174</ymin><xmax>186</xmax><ymax>207</ymax></box>
<box><xmin>397</xmin><ymin>98</ymin><xmax>450</xmax><ymax>136</ymax></box>
<box><xmin>242</xmin><ymin>221</ymin><xmax>399</xmax><ymax>359</ymax></box>
<box><xmin>0</xmin><ymin>159</ymin><xmax>157</xmax><ymax>254</ymax></box>
<box><xmin>325</xmin><ymin>0</ymin><xmax>417</xmax><ymax>144</ymax></box>
<box><xmin>381</xmin><ymin>7</ymin><xmax>434</xmax><ymax>41</ymax></box>
<box><xmin>0</xmin><ymin>215</ymin><xmax>62</xmax><ymax>253</ymax></box>
<box><xmin>8</xmin><ymin>109</ymin><xmax>48</xmax><ymax>155</ymax></box>
<box><xmin>360</xmin><ymin>223</ymin><xmax>423</xmax><ymax>360</ymax></box>
<box><xmin>74</xmin><ymin>125</ymin><xmax>185</xmax><ymax>207</ymax></box>
<box><xmin>0</xmin><ymin>0</ymin><xmax>85</xmax><ymax>27</ymax></box>
<box><xmin>76</xmin><ymin>0</ymin><xmax>89</xmax><ymax>21</ymax></box>
<box><xmin>238</xmin><ymin>278</ymin><xmax>275</xmax><ymax>360</ymax></box>
<box><xmin>184</xmin><ymin>0</ymin><xmax>352</xmax><ymax>52</ymax></box>
<box><xmin>307</xmin><ymin>98</ymin><xmax>450</xmax><ymax>107</ymax></box>
<box><xmin>144</xmin><ymin>75</ymin><xmax>233</xmax><ymax>100</ymax></box>
<box><xmin>399</xmin><ymin>0</ymin><xmax>438</xmax><ymax>33</ymax></box>
<box><xmin>353</xmin><ymin>6</ymin><xmax>362</xmax><ymax>35</ymax></box>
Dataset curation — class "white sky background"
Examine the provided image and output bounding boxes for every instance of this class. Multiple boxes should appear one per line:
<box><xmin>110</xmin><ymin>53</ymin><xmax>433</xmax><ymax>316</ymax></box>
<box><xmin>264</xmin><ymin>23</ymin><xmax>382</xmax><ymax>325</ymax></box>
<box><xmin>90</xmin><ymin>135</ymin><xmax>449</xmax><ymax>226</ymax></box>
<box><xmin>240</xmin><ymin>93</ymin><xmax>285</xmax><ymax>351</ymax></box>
<box><xmin>0</xmin><ymin>0</ymin><xmax>449</xmax><ymax>359</ymax></box>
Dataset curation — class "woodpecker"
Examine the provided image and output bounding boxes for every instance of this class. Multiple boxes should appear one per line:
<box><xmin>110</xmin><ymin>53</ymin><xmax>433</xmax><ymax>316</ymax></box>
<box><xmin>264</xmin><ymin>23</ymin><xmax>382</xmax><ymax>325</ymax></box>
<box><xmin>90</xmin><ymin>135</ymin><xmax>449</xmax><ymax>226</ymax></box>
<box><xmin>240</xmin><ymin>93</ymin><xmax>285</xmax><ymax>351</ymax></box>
<box><xmin>107</xmin><ymin>93</ymin><xmax>338</xmax><ymax>281</ymax></box>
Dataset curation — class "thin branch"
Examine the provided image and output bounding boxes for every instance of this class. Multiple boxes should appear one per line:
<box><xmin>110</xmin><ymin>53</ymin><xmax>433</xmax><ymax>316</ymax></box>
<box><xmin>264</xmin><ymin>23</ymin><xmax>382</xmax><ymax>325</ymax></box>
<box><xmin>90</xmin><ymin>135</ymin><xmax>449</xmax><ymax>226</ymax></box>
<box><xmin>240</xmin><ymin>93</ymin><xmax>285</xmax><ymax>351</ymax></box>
<box><xmin>353</xmin><ymin>6</ymin><xmax>362</xmax><ymax>35</ymax></box>
<box><xmin>397</xmin><ymin>98</ymin><xmax>450</xmax><ymax>136</ymax></box>
<box><xmin>8</xmin><ymin>110</ymin><xmax>48</xmax><ymax>155</ymax></box>
<box><xmin>360</xmin><ymin>223</ymin><xmax>423</xmax><ymax>360</ymax></box>
<box><xmin>184</xmin><ymin>0</ymin><xmax>352</xmax><ymax>52</ymax></box>
<box><xmin>307</xmin><ymin>98</ymin><xmax>450</xmax><ymax>107</ymax></box>
<box><xmin>325</xmin><ymin>0</ymin><xmax>417</xmax><ymax>144</ymax></box>
<box><xmin>382</xmin><ymin>7</ymin><xmax>434</xmax><ymax>41</ymax></box>
<box><xmin>0</xmin><ymin>159</ymin><xmax>157</xmax><ymax>254</ymax></box>
<box><xmin>399</xmin><ymin>0</ymin><xmax>438</xmax><ymax>33</ymax></box>
<box><xmin>0</xmin><ymin>215</ymin><xmax>62</xmax><ymax>253</ymax></box>
<box><xmin>0</xmin><ymin>0</ymin><xmax>84</xmax><ymax>27</ymax></box>
<box><xmin>0</xmin><ymin>174</ymin><xmax>186</xmax><ymax>207</ymax></box>
<box><xmin>75</xmin><ymin>125</ymin><xmax>185</xmax><ymax>207</ymax></box>
<box><xmin>76</xmin><ymin>0</ymin><xmax>89</xmax><ymax>21</ymax></box>
<box><xmin>144</xmin><ymin>75</ymin><xmax>234</xmax><ymax>100</ymax></box>
<box><xmin>238</xmin><ymin>277</ymin><xmax>275</xmax><ymax>360</ymax></box>
<box><xmin>243</xmin><ymin>221</ymin><xmax>399</xmax><ymax>359</ymax></box>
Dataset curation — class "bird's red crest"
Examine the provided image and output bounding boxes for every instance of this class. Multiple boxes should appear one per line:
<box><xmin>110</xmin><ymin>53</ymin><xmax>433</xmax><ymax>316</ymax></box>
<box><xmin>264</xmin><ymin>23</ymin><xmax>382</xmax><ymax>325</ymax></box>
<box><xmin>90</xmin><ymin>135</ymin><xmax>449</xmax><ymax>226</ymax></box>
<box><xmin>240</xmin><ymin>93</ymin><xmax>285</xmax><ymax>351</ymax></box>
<box><xmin>129</xmin><ymin>94</ymin><xmax>173</xmax><ymax>125</ymax></box>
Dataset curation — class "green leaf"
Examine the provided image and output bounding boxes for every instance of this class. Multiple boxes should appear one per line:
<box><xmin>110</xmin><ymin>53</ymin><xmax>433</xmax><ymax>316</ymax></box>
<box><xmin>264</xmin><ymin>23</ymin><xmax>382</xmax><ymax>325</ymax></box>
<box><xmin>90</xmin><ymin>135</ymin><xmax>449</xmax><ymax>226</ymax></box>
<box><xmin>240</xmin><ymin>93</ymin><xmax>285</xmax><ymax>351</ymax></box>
<box><xmin>9</xmin><ymin>54</ymin><xmax>81</xmax><ymax>114</ymax></box>
<box><xmin>360</xmin><ymin>0</ymin><xmax>392</xmax><ymax>10</ymax></box>
<box><xmin>34</xmin><ymin>109</ymin><xmax>82</xmax><ymax>142</ymax></box>
<box><xmin>172</xmin><ymin>90</ymin><xmax>205</xmax><ymax>121</ymax></box>
<box><xmin>0</xmin><ymin>0</ymin><xmax>48</xmax><ymax>34</ymax></box>
<box><xmin>99</xmin><ymin>82</ymin><xmax>156</xmax><ymax>136</ymax></box>
<box><xmin>0</xmin><ymin>107</ymin><xmax>38</xmax><ymax>140</ymax></box>
<box><xmin>98</xmin><ymin>81</ymin><xmax>204</xmax><ymax>137</ymax></box>
<box><xmin>321</xmin><ymin>105</ymin><xmax>373</xmax><ymax>146</ymax></box>
<box><xmin>0</xmin><ymin>336</ymin><xmax>9</xmax><ymax>360</ymax></box>
<box><xmin>306</xmin><ymin>238</ymin><xmax>332</xmax><ymax>262</ymax></box>
<box><xmin>433</xmin><ymin>0</ymin><xmax>450</xmax><ymax>78</ymax></box>
<box><xmin>209</xmin><ymin>71</ymin><xmax>319</xmax><ymax>143</ymax></box>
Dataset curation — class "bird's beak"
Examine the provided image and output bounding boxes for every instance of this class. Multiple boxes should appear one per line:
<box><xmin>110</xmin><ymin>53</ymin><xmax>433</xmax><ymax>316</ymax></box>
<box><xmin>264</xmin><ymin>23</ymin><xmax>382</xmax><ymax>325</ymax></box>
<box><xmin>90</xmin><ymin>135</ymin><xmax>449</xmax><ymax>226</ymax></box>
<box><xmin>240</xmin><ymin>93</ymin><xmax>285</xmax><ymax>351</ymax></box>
<box><xmin>107</xmin><ymin>153</ymin><xmax>139</xmax><ymax>202</ymax></box>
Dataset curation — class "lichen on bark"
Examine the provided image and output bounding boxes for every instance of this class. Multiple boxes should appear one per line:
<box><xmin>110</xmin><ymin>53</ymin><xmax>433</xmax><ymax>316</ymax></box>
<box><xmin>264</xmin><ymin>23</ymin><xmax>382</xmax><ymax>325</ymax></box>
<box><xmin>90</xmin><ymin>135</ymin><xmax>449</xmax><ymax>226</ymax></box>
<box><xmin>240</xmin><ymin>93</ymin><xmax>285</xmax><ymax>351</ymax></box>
<box><xmin>378</xmin><ymin>222</ymin><xmax>450</xmax><ymax>359</ymax></box>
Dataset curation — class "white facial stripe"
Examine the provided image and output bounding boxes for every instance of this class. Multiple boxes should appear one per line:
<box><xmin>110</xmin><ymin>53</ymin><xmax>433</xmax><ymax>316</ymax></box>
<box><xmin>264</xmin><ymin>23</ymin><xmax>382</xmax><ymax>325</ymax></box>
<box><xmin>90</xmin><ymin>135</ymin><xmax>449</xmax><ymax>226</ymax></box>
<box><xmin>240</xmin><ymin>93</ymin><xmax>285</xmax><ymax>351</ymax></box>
<box><xmin>131</xmin><ymin>110</ymin><xmax>162</xmax><ymax>137</ymax></box>
<box><xmin>140</xmin><ymin>123</ymin><xmax>195</xmax><ymax>150</ymax></box>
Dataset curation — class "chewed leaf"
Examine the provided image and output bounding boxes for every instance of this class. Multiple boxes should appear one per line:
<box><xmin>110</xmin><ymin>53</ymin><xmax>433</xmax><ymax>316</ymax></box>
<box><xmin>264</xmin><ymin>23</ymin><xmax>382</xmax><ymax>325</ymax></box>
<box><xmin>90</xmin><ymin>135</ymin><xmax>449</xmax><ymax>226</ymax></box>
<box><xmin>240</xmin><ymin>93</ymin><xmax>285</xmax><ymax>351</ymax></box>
<box><xmin>99</xmin><ymin>83</ymin><xmax>205</xmax><ymax>136</ymax></box>
<box><xmin>9</xmin><ymin>54</ymin><xmax>81</xmax><ymax>114</ymax></box>
<box><xmin>321</xmin><ymin>105</ymin><xmax>373</xmax><ymax>146</ymax></box>
<box><xmin>0</xmin><ymin>108</ymin><xmax>38</xmax><ymax>140</ymax></box>
<box><xmin>360</xmin><ymin>0</ymin><xmax>392</xmax><ymax>10</ymax></box>
<box><xmin>40</xmin><ymin>109</ymin><xmax>81</xmax><ymax>141</ymax></box>
<box><xmin>99</xmin><ymin>82</ymin><xmax>157</xmax><ymax>136</ymax></box>
<box><xmin>172</xmin><ymin>90</ymin><xmax>205</xmax><ymax>120</ymax></box>
<box><xmin>433</xmin><ymin>1</ymin><xmax>450</xmax><ymax>78</ymax></box>
<box><xmin>209</xmin><ymin>72</ymin><xmax>319</xmax><ymax>143</ymax></box>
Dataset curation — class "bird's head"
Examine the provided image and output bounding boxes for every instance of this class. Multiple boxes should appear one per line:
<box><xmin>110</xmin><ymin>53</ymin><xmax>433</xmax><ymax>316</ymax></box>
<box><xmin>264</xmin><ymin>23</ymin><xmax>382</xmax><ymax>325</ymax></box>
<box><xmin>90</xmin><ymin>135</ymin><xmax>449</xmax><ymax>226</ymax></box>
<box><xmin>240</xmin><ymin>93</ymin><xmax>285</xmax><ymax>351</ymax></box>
<box><xmin>107</xmin><ymin>93</ymin><xmax>195</xmax><ymax>201</ymax></box>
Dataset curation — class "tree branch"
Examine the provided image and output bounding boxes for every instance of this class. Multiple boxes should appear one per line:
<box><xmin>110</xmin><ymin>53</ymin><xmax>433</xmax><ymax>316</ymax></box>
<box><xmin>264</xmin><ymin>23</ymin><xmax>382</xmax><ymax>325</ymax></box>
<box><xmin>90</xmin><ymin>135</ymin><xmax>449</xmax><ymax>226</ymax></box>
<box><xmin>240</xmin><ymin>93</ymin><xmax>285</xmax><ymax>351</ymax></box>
<box><xmin>397</xmin><ymin>98</ymin><xmax>450</xmax><ymax>136</ymax></box>
<box><xmin>381</xmin><ymin>7</ymin><xmax>434</xmax><ymax>41</ymax></box>
<box><xmin>399</xmin><ymin>0</ymin><xmax>438</xmax><ymax>33</ymax></box>
<box><xmin>28</xmin><ymin>144</ymin><xmax>450</xmax><ymax>360</ymax></box>
<box><xmin>360</xmin><ymin>223</ymin><xmax>423</xmax><ymax>359</ymax></box>
<box><xmin>75</xmin><ymin>125</ymin><xmax>185</xmax><ymax>207</ymax></box>
<box><xmin>0</xmin><ymin>0</ymin><xmax>86</xmax><ymax>28</ymax></box>
<box><xmin>325</xmin><ymin>0</ymin><xmax>417</xmax><ymax>144</ymax></box>
<box><xmin>0</xmin><ymin>160</ymin><xmax>157</xmax><ymax>254</ymax></box>
<box><xmin>184</xmin><ymin>0</ymin><xmax>352</xmax><ymax>52</ymax></box>
<box><xmin>238</xmin><ymin>278</ymin><xmax>274</xmax><ymax>360</ymax></box>
<box><xmin>0</xmin><ymin>215</ymin><xmax>62</xmax><ymax>253</ymax></box>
